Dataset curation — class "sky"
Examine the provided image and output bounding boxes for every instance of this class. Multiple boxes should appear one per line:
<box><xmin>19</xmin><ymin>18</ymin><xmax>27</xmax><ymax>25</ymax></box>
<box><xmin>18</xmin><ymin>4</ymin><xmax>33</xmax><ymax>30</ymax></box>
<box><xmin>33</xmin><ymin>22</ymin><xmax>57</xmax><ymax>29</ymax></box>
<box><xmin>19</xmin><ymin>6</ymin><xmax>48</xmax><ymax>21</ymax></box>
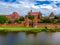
<box><xmin>0</xmin><ymin>0</ymin><xmax>60</xmax><ymax>16</ymax></box>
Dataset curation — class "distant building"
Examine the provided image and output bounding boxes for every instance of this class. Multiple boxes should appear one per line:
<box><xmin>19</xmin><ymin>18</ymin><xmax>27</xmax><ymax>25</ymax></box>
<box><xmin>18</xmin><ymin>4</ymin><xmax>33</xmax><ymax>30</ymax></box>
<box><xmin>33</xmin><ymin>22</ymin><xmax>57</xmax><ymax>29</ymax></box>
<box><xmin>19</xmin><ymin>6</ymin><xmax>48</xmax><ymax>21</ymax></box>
<box><xmin>6</xmin><ymin>12</ymin><xmax>20</xmax><ymax>22</ymax></box>
<box><xmin>28</xmin><ymin>10</ymin><xmax>42</xmax><ymax>19</ymax></box>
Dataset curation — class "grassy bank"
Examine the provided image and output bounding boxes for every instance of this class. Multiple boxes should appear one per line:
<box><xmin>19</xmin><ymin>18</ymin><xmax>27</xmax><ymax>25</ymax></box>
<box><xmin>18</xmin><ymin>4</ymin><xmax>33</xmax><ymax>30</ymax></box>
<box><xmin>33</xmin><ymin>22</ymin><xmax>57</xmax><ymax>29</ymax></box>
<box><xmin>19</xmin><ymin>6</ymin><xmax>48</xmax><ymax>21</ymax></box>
<box><xmin>0</xmin><ymin>26</ymin><xmax>60</xmax><ymax>32</ymax></box>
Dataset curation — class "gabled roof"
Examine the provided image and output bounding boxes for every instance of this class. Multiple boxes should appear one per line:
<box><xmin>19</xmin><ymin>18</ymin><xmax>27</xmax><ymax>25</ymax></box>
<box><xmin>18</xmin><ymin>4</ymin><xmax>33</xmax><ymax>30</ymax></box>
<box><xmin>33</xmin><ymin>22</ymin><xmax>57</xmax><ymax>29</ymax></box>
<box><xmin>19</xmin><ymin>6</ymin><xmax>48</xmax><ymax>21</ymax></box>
<box><xmin>11</xmin><ymin>12</ymin><xmax>20</xmax><ymax>17</ymax></box>
<box><xmin>29</xmin><ymin>10</ymin><xmax>42</xmax><ymax>16</ymax></box>
<box><xmin>32</xmin><ymin>12</ymin><xmax>40</xmax><ymax>16</ymax></box>
<box><xmin>49</xmin><ymin>12</ymin><xmax>55</xmax><ymax>17</ymax></box>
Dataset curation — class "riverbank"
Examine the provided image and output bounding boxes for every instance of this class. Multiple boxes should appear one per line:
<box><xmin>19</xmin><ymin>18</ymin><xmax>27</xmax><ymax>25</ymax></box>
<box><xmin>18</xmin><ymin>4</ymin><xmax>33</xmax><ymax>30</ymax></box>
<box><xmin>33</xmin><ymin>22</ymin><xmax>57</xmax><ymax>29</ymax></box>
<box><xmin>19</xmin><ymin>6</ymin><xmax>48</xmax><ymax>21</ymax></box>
<box><xmin>0</xmin><ymin>26</ymin><xmax>60</xmax><ymax>32</ymax></box>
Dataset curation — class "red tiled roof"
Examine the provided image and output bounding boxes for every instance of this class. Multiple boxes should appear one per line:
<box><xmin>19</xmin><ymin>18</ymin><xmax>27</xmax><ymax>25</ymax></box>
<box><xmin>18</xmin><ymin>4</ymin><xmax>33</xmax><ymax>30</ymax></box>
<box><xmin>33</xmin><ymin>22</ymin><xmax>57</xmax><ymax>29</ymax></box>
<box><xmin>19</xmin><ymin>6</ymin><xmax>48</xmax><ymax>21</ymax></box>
<box><xmin>11</xmin><ymin>12</ymin><xmax>20</xmax><ymax>17</ymax></box>
<box><xmin>32</xmin><ymin>12</ymin><xmax>39</xmax><ymax>16</ymax></box>
<box><xmin>28</xmin><ymin>10</ymin><xmax>42</xmax><ymax>16</ymax></box>
<box><xmin>6</xmin><ymin>15</ymin><xmax>11</xmax><ymax>19</ymax></box>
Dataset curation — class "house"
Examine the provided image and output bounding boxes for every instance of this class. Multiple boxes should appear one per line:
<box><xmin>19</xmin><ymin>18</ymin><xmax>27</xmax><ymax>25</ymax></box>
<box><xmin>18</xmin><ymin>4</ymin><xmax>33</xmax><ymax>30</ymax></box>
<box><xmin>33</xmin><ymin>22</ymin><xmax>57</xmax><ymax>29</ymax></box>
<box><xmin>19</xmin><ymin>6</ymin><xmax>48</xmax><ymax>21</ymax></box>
<box><xmin>28</xmin><ymin>10</ymin><xmax>42</xmax><ymax>19</ymax></box>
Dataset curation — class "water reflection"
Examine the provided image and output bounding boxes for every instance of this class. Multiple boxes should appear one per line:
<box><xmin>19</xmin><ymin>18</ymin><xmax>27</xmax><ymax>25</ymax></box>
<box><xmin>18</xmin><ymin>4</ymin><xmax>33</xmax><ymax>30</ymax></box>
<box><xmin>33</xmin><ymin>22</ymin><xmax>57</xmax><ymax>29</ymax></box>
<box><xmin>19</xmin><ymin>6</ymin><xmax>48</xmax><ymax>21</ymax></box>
<box><xmin>0</xmin><ymin>32</ymin><xmax>60</xmax><ymax>45</ymax></box>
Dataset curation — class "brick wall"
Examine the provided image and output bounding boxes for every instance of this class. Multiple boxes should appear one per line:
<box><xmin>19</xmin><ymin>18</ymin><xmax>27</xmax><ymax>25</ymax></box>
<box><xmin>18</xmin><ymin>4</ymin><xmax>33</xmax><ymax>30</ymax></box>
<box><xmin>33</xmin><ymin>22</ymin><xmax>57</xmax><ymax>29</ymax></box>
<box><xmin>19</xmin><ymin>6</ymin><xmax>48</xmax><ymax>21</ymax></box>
<box><xmin>38</xmin><ymin>23</ymin><xmax>60</xmax><ymax>28</ymax></box>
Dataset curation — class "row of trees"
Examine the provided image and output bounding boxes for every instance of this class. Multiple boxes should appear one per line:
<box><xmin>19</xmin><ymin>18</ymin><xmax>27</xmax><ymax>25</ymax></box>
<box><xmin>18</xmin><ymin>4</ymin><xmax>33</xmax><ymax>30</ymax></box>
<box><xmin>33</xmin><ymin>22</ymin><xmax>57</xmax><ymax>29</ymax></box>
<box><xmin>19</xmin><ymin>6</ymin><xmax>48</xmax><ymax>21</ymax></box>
<box><xmin>26</xmin><ymin>15</ymin><xmax>60</xmax><ymax>23</ymax></box>
<box><xmin>0</xmin><ymin>15</ymin><xmax>60</xmax><ymax>24</ymax></box>
<box><xmin>38</xmin><ymin>16</ymin><xmax>60</xmax><ymax>23</ymax></box>
<box><xmin>0</xmin><ymin>15</ymin><xmax>24</xmax><ymax>24</ymax></box>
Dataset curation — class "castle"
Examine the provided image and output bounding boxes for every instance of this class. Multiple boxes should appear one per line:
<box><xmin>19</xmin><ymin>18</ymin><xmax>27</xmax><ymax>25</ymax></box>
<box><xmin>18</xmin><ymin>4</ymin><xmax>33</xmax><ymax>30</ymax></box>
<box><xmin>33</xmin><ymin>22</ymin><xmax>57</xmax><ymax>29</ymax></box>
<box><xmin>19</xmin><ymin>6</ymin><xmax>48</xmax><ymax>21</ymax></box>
<box><xmin>24</xmin><ymin>10</ymin><xmax>55</xmax><ymax>27</ymax></box>
<box><xmin>0</xmin><ymin>10</ymin><xmax>55</xmax><ymax>27</ymax></box>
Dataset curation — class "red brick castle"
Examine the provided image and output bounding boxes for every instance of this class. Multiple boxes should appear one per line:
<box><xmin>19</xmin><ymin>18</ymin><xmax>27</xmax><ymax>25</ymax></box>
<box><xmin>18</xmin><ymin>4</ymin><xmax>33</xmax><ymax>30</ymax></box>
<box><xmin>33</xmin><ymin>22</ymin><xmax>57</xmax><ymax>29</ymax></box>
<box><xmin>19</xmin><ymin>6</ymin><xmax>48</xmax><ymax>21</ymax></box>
<box><xmin>0</xmin><ymin>10</ymin><xmax>55</xmax><ymax>27</ymax></box>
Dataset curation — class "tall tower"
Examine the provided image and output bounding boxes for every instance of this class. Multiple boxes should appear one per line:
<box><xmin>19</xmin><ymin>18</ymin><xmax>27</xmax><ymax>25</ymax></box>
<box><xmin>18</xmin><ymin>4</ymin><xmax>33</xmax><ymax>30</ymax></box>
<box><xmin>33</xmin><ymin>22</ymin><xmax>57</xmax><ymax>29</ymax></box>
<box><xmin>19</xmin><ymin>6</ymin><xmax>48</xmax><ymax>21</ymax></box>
<box><xmin>24</xmin><ymin>17</ymin><xmax>30</xmax><ymax>27</ymax></box>
<box><xmin>33</xmin><ymin>17</ymin><xmax>38</xmax><ymax>28</ymax></box>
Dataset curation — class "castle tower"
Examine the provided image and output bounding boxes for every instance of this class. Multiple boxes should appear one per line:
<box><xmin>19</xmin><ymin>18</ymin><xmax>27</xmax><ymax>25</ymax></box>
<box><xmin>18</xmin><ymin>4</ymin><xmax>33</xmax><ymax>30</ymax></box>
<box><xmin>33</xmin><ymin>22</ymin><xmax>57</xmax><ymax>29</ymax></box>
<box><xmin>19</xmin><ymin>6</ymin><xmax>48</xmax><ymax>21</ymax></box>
<box><xmin>24</xmin><ymin>17</ymin><xmax>30</xmax><ymax>27</ymax></box>
<box><xmin>33</xmin><ymin>17</ymin><xmax>38</xmax><ymax>28</ymax></box>
<box><xmin>38</xmin><ymin>12</ymin><xmax>42</xmax><ymax>19</ymax></box>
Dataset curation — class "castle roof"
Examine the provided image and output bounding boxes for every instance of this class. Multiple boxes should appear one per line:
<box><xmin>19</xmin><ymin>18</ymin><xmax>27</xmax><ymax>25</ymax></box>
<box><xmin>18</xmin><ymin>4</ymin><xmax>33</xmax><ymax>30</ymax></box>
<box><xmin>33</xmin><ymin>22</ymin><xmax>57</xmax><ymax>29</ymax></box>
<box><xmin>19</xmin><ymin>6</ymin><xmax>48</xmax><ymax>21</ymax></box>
<box><xmin>29</xmin><ymin>10</ymin><xmax>42</xmax><ymax>16</ymax></box>
<box><xmin>49</xmin><ymin>12</ymin><xmax>55</xmax><ymax>17</ymax></box>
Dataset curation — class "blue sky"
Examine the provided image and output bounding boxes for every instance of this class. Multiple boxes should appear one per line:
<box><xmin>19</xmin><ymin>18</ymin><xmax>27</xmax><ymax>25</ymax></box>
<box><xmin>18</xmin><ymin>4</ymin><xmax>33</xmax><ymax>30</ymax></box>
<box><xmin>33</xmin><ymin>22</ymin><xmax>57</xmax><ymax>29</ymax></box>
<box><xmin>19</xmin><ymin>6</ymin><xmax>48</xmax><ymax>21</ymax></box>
<box><xmin>0</xmin><ymin>0</ymin><xmax>60</xmax><ymax>16</ymax></box>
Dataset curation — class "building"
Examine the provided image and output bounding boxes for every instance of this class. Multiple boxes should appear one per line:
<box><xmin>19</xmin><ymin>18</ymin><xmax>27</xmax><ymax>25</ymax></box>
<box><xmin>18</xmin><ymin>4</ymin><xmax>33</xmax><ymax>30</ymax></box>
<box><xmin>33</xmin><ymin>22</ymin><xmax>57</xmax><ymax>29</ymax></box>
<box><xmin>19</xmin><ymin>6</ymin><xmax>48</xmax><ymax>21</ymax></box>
<box><xmin>28</xmin><ymin>10</ymin><xmax>42</xmax><ymax>19</ymax></box>
<box><xmin>0</xmin><ymin>10</ymin><xmax>55</xmax><ymax>27</ymax></box>
<box><xmin>33</xmin><ymin>17</ymin><xmax>38</xmax><ymax>27</ymax></box>
<box><xmin>6</xmin><ymin>12</ymin><xmax>20</xmax><ymax>22</ymax></box>
<box><xmin>24</xmin><ymin>16</ymin><xmax>30</xmax><ymax>27</ymax></box>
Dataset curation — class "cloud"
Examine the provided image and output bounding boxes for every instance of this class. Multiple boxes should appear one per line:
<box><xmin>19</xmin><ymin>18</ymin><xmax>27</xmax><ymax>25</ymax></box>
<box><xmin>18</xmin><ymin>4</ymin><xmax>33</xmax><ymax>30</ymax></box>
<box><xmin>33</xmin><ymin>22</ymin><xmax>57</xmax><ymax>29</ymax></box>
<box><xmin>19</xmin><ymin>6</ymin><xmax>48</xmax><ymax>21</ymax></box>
<box><xmin>40</xmin><ymin>4</ymin><xmax>53</xmax><ymax>9</ymax></box>
<box><xmin>36</xmin><ymin>0</ymin><xmax>60</xmax><ymax>1</ymax></box>
<box><xmin>0</xmin><ymin>0</ymin><xmax>60</xmax><ymax>16</ymax></box>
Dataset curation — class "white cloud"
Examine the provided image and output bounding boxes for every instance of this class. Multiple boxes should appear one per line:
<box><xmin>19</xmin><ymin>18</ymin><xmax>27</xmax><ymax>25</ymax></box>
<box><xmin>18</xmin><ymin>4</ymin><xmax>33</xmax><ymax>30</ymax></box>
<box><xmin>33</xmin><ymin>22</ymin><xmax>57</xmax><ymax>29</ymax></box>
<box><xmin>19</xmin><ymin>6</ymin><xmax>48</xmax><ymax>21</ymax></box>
<box><xmin>36</xmin><ymin>0</ymin><xmax>60</xmax><ymax>1</ymax></box>
<box><xmin>0</xmin><ymin>0</ymin><xmax>60</xmax><ymax>16</ymax></box>
<box><xmin>40</xmin><ymin>4</ymin><xmax>53</xmax><ymax>9</ymax></box>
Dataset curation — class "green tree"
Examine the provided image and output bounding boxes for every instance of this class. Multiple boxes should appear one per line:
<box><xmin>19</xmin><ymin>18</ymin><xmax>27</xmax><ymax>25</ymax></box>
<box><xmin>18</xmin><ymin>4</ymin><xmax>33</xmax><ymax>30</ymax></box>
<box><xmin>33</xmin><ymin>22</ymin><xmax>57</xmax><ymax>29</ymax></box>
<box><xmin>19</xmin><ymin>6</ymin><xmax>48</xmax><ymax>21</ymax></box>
<box><xmin>41</xmin><ymin>18</ymin><xmax>54</xmax><ymax>23</ymax></box>
<box><xmin>0</xmin><ymin>15</ymin><xmax>8</xmax><ymax>24</ymax></box>
<box><xmin>14</xmin><ymin>18</ymin><xmax>19</xmax><ymax>23</ymax></box>
<box><xmin>19</xmin><ymin>16</ymin><xmax>24</xmax><ymax>21</ymax></box>
<box><xmin>8</xmin><ymin>20</ymin><xmax>11</xmax><ymax>24</ymax></box>
<box><xmin>55</xmin><ymin>16</ymin><xmax>60</xmax><ymax>19</ymax></box>
<box><xmin>57</xmin><ymin>19</ymin><xmax>60</xmax><ymax>23</ymax></box>
<box><xmin>26</xmin><ymin>15</ymin><xmax>34</xmax><ymax>20</ymax></box>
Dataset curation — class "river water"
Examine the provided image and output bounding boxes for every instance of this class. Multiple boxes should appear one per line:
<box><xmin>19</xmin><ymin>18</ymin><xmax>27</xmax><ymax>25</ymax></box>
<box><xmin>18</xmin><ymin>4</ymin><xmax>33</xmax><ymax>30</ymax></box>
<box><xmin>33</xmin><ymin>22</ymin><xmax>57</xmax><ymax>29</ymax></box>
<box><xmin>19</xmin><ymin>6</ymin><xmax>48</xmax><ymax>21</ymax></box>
<box><xmin>0</xmin><ymin>32</ymin><xmax>60</xmax><ymax>45</ymax></box>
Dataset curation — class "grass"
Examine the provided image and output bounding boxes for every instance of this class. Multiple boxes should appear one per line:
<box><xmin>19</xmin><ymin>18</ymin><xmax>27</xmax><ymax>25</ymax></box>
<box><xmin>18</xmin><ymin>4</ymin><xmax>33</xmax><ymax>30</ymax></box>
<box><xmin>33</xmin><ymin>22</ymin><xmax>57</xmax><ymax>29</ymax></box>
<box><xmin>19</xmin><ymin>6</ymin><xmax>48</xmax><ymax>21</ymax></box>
<box><xmin>0</xmin><ymin>26</ymin><xmax>43</xmax><ymax>32</ymax></box>
<box><xmin>0</xmin><ymin>26</ymin><xmax>60</xmax><ymax>32</ymax></box>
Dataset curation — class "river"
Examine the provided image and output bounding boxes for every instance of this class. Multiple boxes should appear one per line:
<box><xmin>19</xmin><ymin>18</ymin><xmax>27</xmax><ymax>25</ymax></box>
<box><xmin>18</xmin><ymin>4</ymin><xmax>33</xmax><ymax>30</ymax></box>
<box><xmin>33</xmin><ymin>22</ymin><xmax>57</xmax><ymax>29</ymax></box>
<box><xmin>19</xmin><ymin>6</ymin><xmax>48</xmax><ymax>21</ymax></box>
<box><xmin>0</xmin><ymin>32</ymin><xmax>60</xmax><ymax>45</ymax></box>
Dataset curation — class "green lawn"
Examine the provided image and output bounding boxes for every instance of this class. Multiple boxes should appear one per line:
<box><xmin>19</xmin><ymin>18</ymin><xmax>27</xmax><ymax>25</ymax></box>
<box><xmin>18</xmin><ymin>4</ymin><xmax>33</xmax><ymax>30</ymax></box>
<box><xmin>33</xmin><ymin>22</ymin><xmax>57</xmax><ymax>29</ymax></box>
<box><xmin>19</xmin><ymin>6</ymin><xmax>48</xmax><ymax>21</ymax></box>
<box><xmin>0</xmin><ymin>26</ymin><xmax>60</xmax><ymax>32</ymax></box>
<box><xmin>0</xmin><ymin>26</ymin><xmax>43</xmax><ymax>32</ymax></box>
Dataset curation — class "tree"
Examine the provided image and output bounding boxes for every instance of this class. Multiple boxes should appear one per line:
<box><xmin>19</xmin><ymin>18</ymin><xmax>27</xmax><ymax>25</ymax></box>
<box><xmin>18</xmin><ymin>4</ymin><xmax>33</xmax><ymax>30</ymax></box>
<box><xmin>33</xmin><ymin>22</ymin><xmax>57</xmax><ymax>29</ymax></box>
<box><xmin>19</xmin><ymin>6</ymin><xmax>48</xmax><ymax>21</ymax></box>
<box><xmin>8</xmin><ymin>20</ymin><xmax>12</xmax><ymax>24</ymax></box>
<box><xmin>55</xmin><ymin>16</ymin><xmax>60</xmax><ymax>19</ymax></box>
<box><xmin>41</xmin><ymin>18</ymin><xmax>54</xmax><ymax>23</ymax></box>
<box><xmin>57</xmin><ymin>19</ymin><xmax>60</xmax><ymax>23</ymax></box>
<box><xmin>14</xmin><ymin>18</ymin><xmax>19</xmax><ymax>23</ymax></box>
<box><xmin>26</xmin><ymin>15</ymin><xmax>34</xmax><ymax>20</ymax></box>
<box><xmin>0</xmin><ymin>15</ymin><xmax>8</xmax><ymax>24</ymax></box>
<box><xmin>19</xmin><ymin>16</ymin><xmax>24</xmax><ymax>21</ymax></box>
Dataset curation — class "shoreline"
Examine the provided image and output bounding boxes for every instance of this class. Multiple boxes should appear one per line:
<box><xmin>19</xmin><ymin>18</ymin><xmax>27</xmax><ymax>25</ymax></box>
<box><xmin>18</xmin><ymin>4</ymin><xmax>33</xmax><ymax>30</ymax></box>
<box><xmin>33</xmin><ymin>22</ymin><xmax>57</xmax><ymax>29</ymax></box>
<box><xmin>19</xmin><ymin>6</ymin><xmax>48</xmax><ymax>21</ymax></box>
<box><xmin>0</xmin><ymin>26</ymin><xmax>60</xmax><ymax>32</ymax></box>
